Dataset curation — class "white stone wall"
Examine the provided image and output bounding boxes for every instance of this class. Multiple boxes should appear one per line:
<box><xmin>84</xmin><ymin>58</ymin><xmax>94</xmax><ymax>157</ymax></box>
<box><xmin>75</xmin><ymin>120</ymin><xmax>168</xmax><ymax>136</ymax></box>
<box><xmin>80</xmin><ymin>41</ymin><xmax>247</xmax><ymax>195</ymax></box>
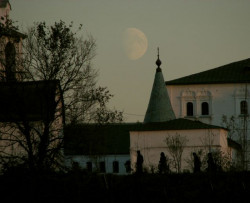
<box><xmin>166</xmin><ymin>83</ymin><xmax>250</xmax><ymax>135</ymax></box>
<box><xmin>65</xmin><ymin>154</ymin><xmax>131</xmax><ymax>175</ymax></box>
<box><xmin>130</xmin><ymin>128</ymin><xmax>229</xmax><ymax>173</ymax></box>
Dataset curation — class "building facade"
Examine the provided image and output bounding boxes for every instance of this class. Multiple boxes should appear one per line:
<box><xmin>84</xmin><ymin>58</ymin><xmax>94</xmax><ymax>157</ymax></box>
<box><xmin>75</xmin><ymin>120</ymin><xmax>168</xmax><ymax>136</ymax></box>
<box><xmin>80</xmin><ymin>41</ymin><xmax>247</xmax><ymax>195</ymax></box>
<box><xmin>165</xmin><ymin>58</ymin><xmax>250</xmax><ymax>168</ymax></box>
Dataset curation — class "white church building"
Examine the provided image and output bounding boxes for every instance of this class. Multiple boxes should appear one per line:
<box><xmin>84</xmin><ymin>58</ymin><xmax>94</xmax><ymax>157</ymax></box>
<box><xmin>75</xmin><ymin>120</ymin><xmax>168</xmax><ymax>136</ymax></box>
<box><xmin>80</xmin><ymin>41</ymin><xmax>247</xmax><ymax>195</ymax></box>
<box><xmin>129</xmin><ymin>51</ymin><xmax>242</xmax><ymax>173</ymax></box>
<box><xmin>64</xmin><ymin>50</ymin><xmax>244</xmax><ymax>174</ymax></box>
<box><xmin>165</xmin><ymin>58</ymin><xmax>250</xmax><ymax>169</ymax></box>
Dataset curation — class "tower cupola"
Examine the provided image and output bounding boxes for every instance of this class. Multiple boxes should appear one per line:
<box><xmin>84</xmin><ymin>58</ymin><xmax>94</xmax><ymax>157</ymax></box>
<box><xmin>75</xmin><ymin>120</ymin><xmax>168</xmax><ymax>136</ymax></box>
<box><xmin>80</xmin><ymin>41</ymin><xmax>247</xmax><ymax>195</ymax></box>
<box><xmin>143</xmin><ymin>48</ymin><xmax>176</xmax><ymax>123</ymax></box>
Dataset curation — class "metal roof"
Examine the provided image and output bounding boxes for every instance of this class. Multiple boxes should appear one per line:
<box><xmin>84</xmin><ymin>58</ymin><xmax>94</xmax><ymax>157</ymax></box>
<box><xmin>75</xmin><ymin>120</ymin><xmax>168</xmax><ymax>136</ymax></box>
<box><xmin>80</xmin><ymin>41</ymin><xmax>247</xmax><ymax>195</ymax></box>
<box><xmin>144</xmin><ymin>65</ymin><xmax>176</xmax><ymax>123</ymax></box>
<box><xmin>166</xmin><ymin>58</ymin><xmax>250</xmax><ymax>85</ymax></box>
<box><xmin>64</xmin><ymin>119</ymin><xmax>228</xmax><ymax>155</ymax></box>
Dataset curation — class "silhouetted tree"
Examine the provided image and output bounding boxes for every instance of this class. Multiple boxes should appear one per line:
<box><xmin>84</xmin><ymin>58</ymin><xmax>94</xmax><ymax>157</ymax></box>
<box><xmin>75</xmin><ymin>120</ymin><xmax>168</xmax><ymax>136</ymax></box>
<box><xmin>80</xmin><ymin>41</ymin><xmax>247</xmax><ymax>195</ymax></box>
<box><xmin>22</xmin><ymin>20</ymin><xmax>123</xmax><ymax>124</ymax></box>
<box><xmin>0</xmin><ymin>20</ymin><xmax>123</xmax><ymax>173</ymax></box>
<box><xmin>164</xmin><ymin>133</ymin><xmax>188</xmax><ymax>173</ymax></box>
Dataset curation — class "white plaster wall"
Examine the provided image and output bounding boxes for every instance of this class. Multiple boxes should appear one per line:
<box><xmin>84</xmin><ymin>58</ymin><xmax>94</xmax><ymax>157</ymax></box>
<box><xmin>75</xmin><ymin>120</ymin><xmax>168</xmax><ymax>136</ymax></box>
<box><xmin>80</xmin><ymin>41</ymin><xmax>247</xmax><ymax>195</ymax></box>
<box><xmin>167</xmin><ymin>83</ymin><xmax>250</xmax><ymax>137</ymax></box>
<box><xmin>130</xmin><ymin>128</ymin><xmax>228</xmax><ymax>173</ymax></box>
<box><xmin>65</xmin><ymin>154</ymin><xmax>131</xmax><ymax>175</ymax></box>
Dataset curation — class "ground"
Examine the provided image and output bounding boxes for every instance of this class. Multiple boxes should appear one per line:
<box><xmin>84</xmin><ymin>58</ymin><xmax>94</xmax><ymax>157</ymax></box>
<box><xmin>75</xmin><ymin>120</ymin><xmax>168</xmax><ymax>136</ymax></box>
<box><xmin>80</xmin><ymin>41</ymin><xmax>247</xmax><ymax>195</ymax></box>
<box><xmin>0</xmin><ymin>170</ymin><xmax>249</xmax><ymax>202</ymax></box>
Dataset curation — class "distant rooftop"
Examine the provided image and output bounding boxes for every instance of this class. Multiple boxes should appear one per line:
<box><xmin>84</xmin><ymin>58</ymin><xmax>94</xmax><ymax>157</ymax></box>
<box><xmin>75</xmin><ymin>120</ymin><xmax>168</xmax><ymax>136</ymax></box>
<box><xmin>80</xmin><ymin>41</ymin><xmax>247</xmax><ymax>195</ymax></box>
<box><xmin>166</xmin><ymin>58</ymin><xmax>250</xmax><ymax>85</ymax></box>
<box><xmin>144</xmin><ymin>49</ymin><xmax>176</xmax><ymax>123</ymax></box>
<box><xmin>0</xmin><ymin>80</ymin><xmax>62</xmax><ymax>122</ymax></box>
<box><xmin>64</xmin><ymin>119</ymin><xmax>228</xmax><ymax>155</ymax></box>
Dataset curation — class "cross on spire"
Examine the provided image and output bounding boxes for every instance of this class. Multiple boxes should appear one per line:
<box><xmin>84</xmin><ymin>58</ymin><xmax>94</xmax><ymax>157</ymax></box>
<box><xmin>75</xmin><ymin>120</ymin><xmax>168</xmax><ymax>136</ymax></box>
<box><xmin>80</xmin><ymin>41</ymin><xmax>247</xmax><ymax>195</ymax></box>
<box><xmin>156</xmin><ymin>47</ymin><xmax>162</xmax><ymax>70</ymax></box>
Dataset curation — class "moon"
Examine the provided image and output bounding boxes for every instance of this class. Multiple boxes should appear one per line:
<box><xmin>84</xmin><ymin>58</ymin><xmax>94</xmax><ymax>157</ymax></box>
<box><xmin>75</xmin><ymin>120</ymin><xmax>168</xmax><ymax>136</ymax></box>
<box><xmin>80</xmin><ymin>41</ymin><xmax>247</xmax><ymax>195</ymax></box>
<box><xmin>122</xmin><ymin>28</ymin><xmax>148</xmax><ymax>60</ymax></box>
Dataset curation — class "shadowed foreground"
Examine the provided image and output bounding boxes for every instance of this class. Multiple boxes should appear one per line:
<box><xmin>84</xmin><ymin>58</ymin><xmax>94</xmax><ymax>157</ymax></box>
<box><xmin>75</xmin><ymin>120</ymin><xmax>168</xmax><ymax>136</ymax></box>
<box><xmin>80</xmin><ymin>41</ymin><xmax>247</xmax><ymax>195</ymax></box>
<box><xmin>0</xmin><ymin>170</ymin><xmax>249</xmax><ymax>202</ymax></box>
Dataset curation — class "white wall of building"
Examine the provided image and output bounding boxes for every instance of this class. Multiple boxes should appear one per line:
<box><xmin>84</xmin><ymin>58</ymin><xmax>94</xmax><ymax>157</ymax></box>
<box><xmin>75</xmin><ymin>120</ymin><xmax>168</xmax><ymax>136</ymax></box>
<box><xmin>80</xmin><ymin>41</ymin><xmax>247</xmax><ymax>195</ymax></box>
<box><xmin>130</xmin><ymin>128</ymin><xmax>230</xmax><ymax>173</ymax></box>
<box><xmin>65</xmin><ymin>154</ymin><xmax>131</xmax><ymax>175</ymax></box>
<box><xmin>167</xmin><ymin>83</ymin><xmax>250</xmax><ymax>137</ymax></box>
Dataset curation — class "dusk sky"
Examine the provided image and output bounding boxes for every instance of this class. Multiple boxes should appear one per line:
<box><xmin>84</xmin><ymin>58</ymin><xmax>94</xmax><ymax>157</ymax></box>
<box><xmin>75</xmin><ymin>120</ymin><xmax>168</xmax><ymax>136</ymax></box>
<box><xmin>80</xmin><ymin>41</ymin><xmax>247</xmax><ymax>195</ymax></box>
<box><xmin>11</xmin><ymin>0</ymin><xmax>250</xmax><ymax>122</ymax></box>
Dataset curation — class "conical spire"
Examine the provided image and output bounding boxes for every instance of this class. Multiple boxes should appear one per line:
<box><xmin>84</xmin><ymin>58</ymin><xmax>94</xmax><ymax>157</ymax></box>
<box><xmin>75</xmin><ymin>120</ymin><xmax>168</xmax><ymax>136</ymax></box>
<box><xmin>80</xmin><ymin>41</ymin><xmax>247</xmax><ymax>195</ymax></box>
<box><xmin>143</xmin><ymin>48</ymin><xmax>176</xmax><ymax>123</ymax></box>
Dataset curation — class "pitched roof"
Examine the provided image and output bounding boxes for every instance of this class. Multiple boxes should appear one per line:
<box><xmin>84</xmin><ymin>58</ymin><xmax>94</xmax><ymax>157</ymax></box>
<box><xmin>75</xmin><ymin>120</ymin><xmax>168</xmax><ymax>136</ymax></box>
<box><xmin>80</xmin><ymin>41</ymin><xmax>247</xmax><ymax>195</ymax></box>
<box><xmin>64</xmin><ymin>119</ymin><xmax>227</xmax><ymax>155</ymax></box>
<box><xmin>64</xmin><ymin>123</ymin><xmax>135</xmax><ymax>155</ymax></box>
<box><xmin>165</xmin><ymin>58</ymin><xmax>250</xmax><ymax>85</ymax></box>
<box><xmin>0</xmin><ymin>80</ymin><xmax>62</xmax><ymax>122</ymax></box>
<box><xmin>0</xmin><ymin>27</ymin><xmax>27</xmax><ymax>39</ymax></box>
<box><xmin>144</xmin><ymin>59</ymin><xmax>176</xmax><ymax>123</ymax></box>
<box><xmin>132</xmin><ymin>118</ymin><xmax>227</xmax><ymax>131</ymax></box>
<box><xmin>227</xmin><ymin>138</ymin><xmax>242</xmax><ymax>150</ymax></box>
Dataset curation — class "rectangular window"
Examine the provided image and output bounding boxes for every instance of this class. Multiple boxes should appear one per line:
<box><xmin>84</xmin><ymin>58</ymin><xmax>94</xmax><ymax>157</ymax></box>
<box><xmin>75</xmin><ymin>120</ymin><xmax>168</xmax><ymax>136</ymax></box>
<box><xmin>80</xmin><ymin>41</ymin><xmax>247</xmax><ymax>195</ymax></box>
<box><xmin>99</xmin><ymin>161</ymin><xmax>106</xmax><ymax>173</ymax></box>
<box><xmin>86</xmin><ymin>162</ymin><xmax>92</xmax><ymax>172</ymax></box>
<box><xmin>201</xmin><ymin>102</ymin><xmax>209</xmax><ymax>115</ymax></box>
<box><xmin>113</xmin><ymin>161</ymin><xmax>119</xmax><ymax>173</ymax></box>
<box><xmin>187</xmin><ymin>102</ymin><xmax>193</xmax><ymax>116</ymax></box>
<box><xmin>125</xmin><ymin>160</ymin><xmax>131</xmax><ymax>173</ymax></box>
<box><xmin>241</xmin><ymin>101</ymin><xmax>248</xmax><ymax>115</ymax></box>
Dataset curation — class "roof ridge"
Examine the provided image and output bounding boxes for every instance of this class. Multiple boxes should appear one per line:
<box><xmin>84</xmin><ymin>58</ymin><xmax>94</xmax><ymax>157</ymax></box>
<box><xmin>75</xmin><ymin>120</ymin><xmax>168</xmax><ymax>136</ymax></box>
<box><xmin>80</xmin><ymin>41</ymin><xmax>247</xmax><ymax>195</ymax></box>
<box><xmin>166</xmin><ymin>58</ymin><xmax>250</xmax><ymax>85</ymax></box>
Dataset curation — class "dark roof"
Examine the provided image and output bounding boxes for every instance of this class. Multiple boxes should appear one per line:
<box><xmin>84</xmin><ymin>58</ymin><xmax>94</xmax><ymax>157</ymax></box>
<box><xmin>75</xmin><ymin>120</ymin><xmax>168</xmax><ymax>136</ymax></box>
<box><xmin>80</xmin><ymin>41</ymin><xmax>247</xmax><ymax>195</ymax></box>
<box><xmin>227</xmin><ymin>138</ymin><xmax>242</xmax><ymax>150</ymax></box>
<box><xmin>64</xmin><ymin>123</ymin><xmax>135</xmax><ymax>156</ymax></box>
<box><xmin>144</xmin><ymin>67</ymin><xmax>176</xmax><ymax>123</ymax></box>
<box><xmin>166</xmin><ymin>58</ymin><xmax>250</xmax><ymax>85</ymax></box>
<box><xmin>131</xmin><ymin>118</ymin><xmax>227</xmax><ymax>131</ymax></box>
<box><xmin>64</xmin><ymin>119</ymin><xmax>227</xmax><ymax>155</ymax></box>
<box><xmin>0</xmin><ymin>27</ymin><xmax>27</xmax><ymax>39</ymax></box>
<box><xmin>0</xmin><ymin>0</ymin><xmax>10</xmax><ymax>8</ymax></box>
<box><xmin>0</xmin><ymin>80</ymin><xmax>62</xmax><ymax>122</ymax></box>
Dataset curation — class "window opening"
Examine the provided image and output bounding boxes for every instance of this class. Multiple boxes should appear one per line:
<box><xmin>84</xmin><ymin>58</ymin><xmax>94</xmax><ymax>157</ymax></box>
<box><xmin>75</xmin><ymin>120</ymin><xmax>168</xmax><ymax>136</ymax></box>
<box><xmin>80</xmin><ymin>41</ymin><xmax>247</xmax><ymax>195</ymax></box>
<box><xmin>99</xmin><ymin>161</ymin><xmax>106</xmax><ymax>173</ymax></box>
<box><xmin>86</xmin><ymin>162</ymin><xmax>92</xmax><ymax>172</ymax></box>
<box><xmin>113</xmin><ymin>161</ymin><xmax>119</xmax><ymax>173</ymax></box>
<box><xmin>241</xmin><ymin>100</ymin><xmax>248</xmax><ymax>115</ymax></box>
<box><xmin>187</xmin><ymin>102</ymin><xmax>193</xmax><ymax>116</ymax></box>
<box><xmin>201</xmin><ymin>102</ymin><xmax>209</xmax><ymax>115</ymax></box>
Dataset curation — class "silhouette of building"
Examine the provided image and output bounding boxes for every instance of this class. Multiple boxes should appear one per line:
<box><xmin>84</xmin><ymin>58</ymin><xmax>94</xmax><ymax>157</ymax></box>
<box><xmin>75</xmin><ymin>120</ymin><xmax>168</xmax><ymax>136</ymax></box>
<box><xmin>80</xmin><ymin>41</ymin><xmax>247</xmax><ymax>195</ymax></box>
<box><xmin>0</xmin><ymin>0</ymin><xmax>26</xmax><ymax>82</ymax></box>
<box><xmin>0</xmin><ymin>1</ymin><xmax>65</xmax><ymax>170</ymax></box>
<box><xmin>64</xmin><ymin>123</ymin><xmax>133</xmax><ymax>174</ymax></box>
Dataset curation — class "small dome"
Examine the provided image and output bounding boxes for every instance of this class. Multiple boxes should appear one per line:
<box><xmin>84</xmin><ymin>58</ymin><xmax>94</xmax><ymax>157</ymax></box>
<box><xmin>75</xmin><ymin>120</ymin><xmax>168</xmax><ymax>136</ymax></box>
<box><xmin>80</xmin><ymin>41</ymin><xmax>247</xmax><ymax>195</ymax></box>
<box><xmin>156</xmin><ymin>58</ymin><xmax>162</xmax><ymax>67</ymax></box>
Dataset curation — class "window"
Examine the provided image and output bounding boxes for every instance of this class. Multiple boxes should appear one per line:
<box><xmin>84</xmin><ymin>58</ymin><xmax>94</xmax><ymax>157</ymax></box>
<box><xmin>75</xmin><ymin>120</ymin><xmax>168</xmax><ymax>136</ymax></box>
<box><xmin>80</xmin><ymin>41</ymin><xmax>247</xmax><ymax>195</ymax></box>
<box><xmin>5</xmin><ymin>42</ymin><xmax>16</xmax><ymax>81</ymax></box>
<box><xmin>241</xmin><ymin>100</ymin><xmax>248</xmax><ymax>115</ymax></box>
<box><xmin>113</xmin><ymin>161</ymin><xmax>119</xmax><ymax>173</ymax></box>
<box><xmin>86</xmin><ymin>162</ymin><xmax>92</xmax><ymax>172</ymax></box>
<box><xmin>124</xmin><ymin>160</ymin><xmax>131</xmax><ymax>173</ymax></box>
<box><xmin>186</xmin><ymin>102</ymin><xmax>193</xmax><ymax>116</ymax></box>
<box><xmin>201</xmin><ymin>102</ymin><xmax>209</xmax><ymax>115</ymax></box>
<box><xmin>99</xmin><ymin>161</ymin><xmax>106</xmax><ymax>173</ymax></box>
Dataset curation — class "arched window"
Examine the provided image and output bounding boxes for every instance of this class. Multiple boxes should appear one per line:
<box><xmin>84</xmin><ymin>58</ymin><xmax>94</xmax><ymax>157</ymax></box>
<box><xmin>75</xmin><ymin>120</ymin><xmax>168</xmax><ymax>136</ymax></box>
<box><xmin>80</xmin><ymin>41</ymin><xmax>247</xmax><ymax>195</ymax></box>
<box><xmin>201</xmin><ymin>102</ymin><xmax>209</xmax><ymax>115</ymax></box>
<box><xmin>187</xmin><ymin>102</ymin><xmax>193</xmax><ymax>116</ymax></box>
<box><xmin>5</xmin><ymin>42</ymin><xmax>16</xmax><ymax>81</ymax></box>
<box><xmin>241</xmin><ymin>100</ymin><xmax>248</xmax><ymax>115</ymax></box>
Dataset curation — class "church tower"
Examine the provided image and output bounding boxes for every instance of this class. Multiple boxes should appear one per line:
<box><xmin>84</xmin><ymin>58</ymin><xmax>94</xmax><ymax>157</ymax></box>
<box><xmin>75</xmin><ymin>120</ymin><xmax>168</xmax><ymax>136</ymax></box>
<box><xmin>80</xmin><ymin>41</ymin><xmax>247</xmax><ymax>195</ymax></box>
<box><xmin>144</xmin><ymin>48</ymin><xmax>176</xmax><ymax>123</ymax></box>
<box><xmin>0</xmin><ymin>0</ymin><xmax>11</xmax><ymax>25</ymax></box>
<box><xmin>0</xmin><ymin>0</ymin><xmax>26</xmax><ymax>81</ymax></box>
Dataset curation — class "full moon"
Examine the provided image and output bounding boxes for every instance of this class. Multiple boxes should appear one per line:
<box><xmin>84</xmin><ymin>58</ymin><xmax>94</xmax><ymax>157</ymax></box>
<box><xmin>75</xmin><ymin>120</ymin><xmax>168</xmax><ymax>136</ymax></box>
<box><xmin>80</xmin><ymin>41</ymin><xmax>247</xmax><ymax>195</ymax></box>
<box><xmin>122</xmin><ymin>28</ymin><xmax>148</xmax><ymax>60</ymax></box>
